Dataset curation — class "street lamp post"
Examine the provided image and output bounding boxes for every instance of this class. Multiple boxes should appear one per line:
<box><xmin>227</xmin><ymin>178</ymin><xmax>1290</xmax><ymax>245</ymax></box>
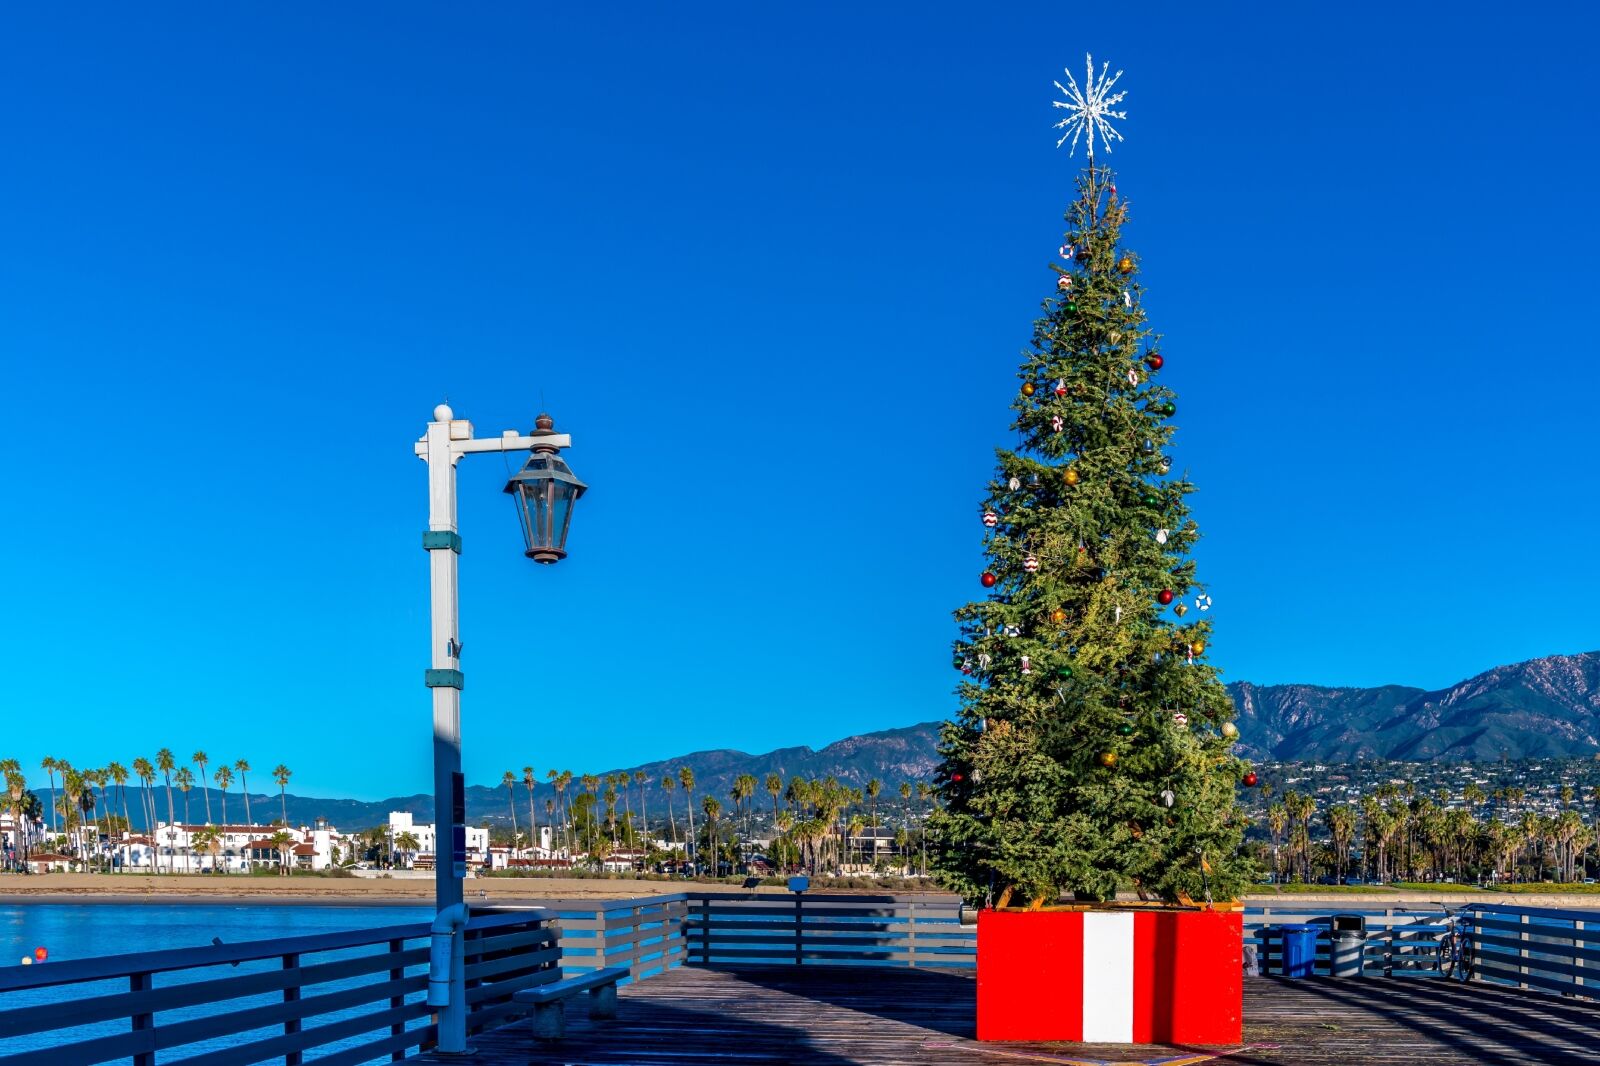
<box><xmin>414</xmin><ymin>403</ymin><xmax>585</xmax><ymax>1054</ymax></box>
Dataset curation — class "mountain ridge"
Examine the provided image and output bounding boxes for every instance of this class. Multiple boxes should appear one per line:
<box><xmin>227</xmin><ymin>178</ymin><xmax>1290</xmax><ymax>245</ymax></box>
<box><xmin>171</xmin><ymin>650</ymin><xmax>1600</xmax><ymax>831</ymax></box>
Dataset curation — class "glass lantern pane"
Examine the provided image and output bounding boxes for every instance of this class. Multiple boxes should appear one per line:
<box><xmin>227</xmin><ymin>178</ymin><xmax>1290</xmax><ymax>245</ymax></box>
<box><xmin>549</xmin><ymin>484</ymin><xmax>574</xmax><ymax>552</ymax></box>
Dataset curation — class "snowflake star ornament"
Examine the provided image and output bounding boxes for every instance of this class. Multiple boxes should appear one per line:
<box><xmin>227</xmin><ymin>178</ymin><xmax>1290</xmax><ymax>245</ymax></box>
<box><xmin>1053</xmin><ymin>54</ymin><xmax>1128</xmax><ymax>159</ymax></box>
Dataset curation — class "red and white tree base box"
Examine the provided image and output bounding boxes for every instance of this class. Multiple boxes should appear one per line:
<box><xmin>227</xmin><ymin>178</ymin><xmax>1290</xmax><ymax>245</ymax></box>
<box><xmin>976</xmin><ymin>907</ymin><xmax>1242</xmax><ymax>1044</ymax></box>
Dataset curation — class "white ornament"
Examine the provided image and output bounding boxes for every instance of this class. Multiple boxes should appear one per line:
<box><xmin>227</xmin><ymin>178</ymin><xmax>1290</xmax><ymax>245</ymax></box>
<box><xmin>960</xmin><ymin>658</ymin><xmax>973</xmax><ymax>675</ymax></box>
<box><xmin>1023</xmin><ymin>555</ymin><xmax>1040</xmax><ymax>574</ymax></box>
<box><xmin>1003</xmin><ymin>624</ymin><xmax>1022</xmax><ymax>637</ymax></box>
<box><xmin>978</xmin><ymin>653</ymin><xmax>992</xmax><ymax>670</ymax></box>
<box><xmin>983</xmin><ymin>511</ymin><xmax>998</xmax><ymax>527</ymax></box>
<box><xmin>1196</xmin><ymin>594</ymin><xmax>1213</xmax><ymax>611</ymax></box>
<box><xmin>1160</xmin><ymin>789</ymin><xmax>1175</xmax><ymax>808</ymax></box>
<box><xmin>1127</xmin><ymin>368</ymin><xmax>1139</xmax><ymax>387</ymax></box>
<box><xmin>1054</xmin><ymin>379</ymin><xmax>1068</xmax><ymax>397</ymax></box>
<box><xmin>1114</xmin><ymin>605</ymin><xmax>1123</xmax><ymax>624</ymax></box>
<box><xmin>1057</xmin><ymin>275</ymin><xmax>1072</xmax><ymax>292</ymax></box>
<box><xmin>1155</xmin><ymin>528</ymin><xmax>1169</xmax><ymax>545</ymax></box>
<box><xmin>1021</xmin><ymin>655</ymin><xmax>1032</xmax><ymax>674</ymax></box>
<box><xmin>1051</xmin><ymin>415</ymin><xmax>1065</xmax><ymax>432</ymax></box>
<box><xmin>1172</xmin><ymin>711</ymin><xmax>1189</xmax><ymax>728</ymax></box>
<box><xmin>1052</xmin><ymin>54</ymin><xmax>1128</xmax><ymax>160</ymax></box>
<box><xmin>1008</xmin><ymin>476</ymin><xmax>1021</xmax><ymax>491</ymax></box>
<box><xmin>1059</xmin><ymin>244</ymin><xmax>1073</xmax><ymax>260</ymax></box>
<box><xmin>1123</xmin><ymin>289</ymin><xmax>1133</xmax><ymax>308</ymax></box>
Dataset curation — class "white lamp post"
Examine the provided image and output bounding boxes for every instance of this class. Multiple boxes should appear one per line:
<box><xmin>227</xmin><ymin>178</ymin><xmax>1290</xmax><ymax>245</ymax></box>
<box><xmin>414</xmin><ymin>404</ymin><xmax>585</xmax><ymax>1054</ymax></box>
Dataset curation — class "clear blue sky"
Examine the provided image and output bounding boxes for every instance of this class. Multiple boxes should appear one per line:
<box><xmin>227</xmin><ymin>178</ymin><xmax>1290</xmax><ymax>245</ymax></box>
<box><xmin>3</xmin><ymin>4</ymin><xmax>1596</xmax><ymax>800</ymax></box>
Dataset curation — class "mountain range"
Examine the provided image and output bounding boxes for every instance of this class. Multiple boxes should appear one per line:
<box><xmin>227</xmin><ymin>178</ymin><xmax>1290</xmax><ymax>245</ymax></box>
<box><xmin>219</xmin><ymin>650</ymin><xmax>1600</xmax><ymax>831</ymax></box>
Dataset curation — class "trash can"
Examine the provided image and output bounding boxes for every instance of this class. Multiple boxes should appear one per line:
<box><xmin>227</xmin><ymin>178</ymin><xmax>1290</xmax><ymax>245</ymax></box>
<box><xmin>1328</xmin><ymin>914</ymin><xmax>1366</xmax><ymax>978</ymax></box>
<box><xmin>1277</xmin><ymin>923</ymin><xmax>1320</xmax><ymax>979</ymax></box>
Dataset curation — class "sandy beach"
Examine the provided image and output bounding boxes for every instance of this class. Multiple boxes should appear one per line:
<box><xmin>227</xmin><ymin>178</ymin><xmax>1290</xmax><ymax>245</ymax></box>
<box><xmin>5</xmin><ymin>873</ymin><xmax>1600</xmax><ymax>910</ymax></box>
<box><xmin>0</xmin><ymin>872</ymin><xmax>793</xmax><ymax>904</ymax></box>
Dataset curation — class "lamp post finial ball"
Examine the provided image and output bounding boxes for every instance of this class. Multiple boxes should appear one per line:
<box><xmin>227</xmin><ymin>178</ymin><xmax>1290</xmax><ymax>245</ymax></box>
<box><xmin>433</xmin><ymin>403</ymin><xmax>454</xmax><ymax>423</ymax></box>
<box><xmin>534</xmin><ymin>413</ymin><xmax>554</xmax><ymax>432</ymax></box>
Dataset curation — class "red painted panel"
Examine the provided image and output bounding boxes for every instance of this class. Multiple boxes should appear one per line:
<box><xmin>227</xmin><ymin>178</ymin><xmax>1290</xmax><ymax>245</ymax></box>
<box><xmin>1133</xmin><ymin>910</ymin><xmax>1242</xmax><ymax>1044</ymax></box>
<box><xmin>976</xmin><ymin>909</ymin><xmax>1084</xmax><ymax>1041</ymax></box>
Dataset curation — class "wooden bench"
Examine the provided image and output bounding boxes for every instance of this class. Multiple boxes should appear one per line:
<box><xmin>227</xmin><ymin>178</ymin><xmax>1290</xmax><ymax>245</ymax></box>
<box><xmin>513</xmin><ymin>966</ymin><xmax>630</xmax><ymax>1041</ymax></box>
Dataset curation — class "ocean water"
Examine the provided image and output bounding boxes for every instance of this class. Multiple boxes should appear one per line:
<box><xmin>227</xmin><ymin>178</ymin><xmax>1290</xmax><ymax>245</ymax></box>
<box><xmin>0</xmin><ymin>902</ymin><xmax>434</xmax><ymax>1062</ymax></box>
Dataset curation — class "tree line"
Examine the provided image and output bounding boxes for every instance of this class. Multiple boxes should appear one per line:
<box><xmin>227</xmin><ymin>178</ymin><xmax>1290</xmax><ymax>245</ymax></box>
<box><xmin>1261</xmin><ymin>782</ymin><xmax>1600</xmax><ymax>885</ymax></box>
<box><xmin>1</xmin><ymin>752</ymin><xmax>293</xmax><ymax>872</ymax></box>
<box><xmin>493</xmin><ymin>766</ymin><xmax>939</xmax><ymax>875</ymax></box>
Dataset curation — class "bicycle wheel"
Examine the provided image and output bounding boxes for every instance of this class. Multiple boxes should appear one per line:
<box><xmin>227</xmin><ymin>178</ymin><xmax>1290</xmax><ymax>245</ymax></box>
<box><xmin>1439</xmin><ymin>930</ymin><xmax>1457</xmax><ymax>978</ymax></box>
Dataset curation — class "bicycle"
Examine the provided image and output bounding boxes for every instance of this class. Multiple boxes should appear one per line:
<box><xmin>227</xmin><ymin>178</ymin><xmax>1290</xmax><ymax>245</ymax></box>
<box><xmin>1383</xmin><ymin>902</ymin><xmax>1476</xmax><ymax>980</ymax></box>
<box><xmin>1433</xmin><ymin>901</ymin><xmax>1477</xmax><ymax>981</ymax></box>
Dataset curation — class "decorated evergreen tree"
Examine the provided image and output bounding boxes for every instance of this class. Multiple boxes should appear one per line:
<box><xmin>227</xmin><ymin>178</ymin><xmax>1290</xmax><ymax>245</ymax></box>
<box><xmin>932</xmin><ymin>58</ymin><xmax>1254</xmax><ymax>909</ymax></box>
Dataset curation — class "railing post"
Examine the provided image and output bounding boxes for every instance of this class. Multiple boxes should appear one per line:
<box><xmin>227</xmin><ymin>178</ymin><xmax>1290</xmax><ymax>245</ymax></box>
<box><xmin>1520</xmin><ymin>913</ymin><xmax>1530</xmax><ymax>989</ymax></box>
<box><xmin>389</xmin><ymin>937</ymin><xmax>407</xmax><ymax>1062</ymax></box>
<box><xmin>698</xmin><ymin>897</ymin><xmax>711</xmax><ymax>966</ymax></box>
<box><xmin>794</xmin><ymin>894</ymin><xmax>804</xmax><ymax>966</ymax></box>
<box><xmin>131</xmin><ymin>971</ymin><xmax>155</xmax><ymax>1066</ymax></box>
<box><xmin>907</xmin><ymin>901</ymin><xmax>917</xmax><ymax>969</ymax></box>
<box><xmin>595</xmin><ymin>907</ymin><xmax>607</xmax><ymax>969</ymax></box>
<box><xmin>1575</xmin><ymin>919</ymin><xmax>1585</xmax><ymax>993</ymax></box>
<box><xmin>283</xmin><ymin>952</ymin><xmax>302</xmax><ymax>1066</ymax></box>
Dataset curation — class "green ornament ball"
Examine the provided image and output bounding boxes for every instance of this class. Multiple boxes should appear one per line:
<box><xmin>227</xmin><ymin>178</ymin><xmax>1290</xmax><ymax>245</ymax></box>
<box><xmin>1057</xmin><ymin>665</ymin><xmax>1074</xmax><ymax>679</ymax></box>
<box><xmin>1160</xmin><ymin>401</ymin><xmax>1176</xmax><ymax>417</ymax></box>
<box><xmin>1116</xmin><ymin>722</ymin><xmax>1134</xmax><ymax>737</ymax></box>
<box><xmin>1141</xmin><ymin>493</ymin><xmax>1159</xmax><ymax>507</ymax></box>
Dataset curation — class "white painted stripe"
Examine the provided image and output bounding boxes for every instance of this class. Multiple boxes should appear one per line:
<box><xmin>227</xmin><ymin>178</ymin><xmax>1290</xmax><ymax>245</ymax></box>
<box><xmin>1080</xmin><ymin>912</ymin><xmax>1134</xmax><ymax>1042</ymax></box>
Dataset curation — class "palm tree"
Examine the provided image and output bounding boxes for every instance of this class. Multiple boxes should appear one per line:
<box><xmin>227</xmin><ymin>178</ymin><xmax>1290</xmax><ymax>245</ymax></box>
<box><xmin>174</xmin><ymin>768</ymin><xmax>195</xmax><ymax>825</ymax></box>
<box><xmin>660</xmin><ymin>775</ymin><xmax>678</xmax><ymax>850</ymax></box>
<box><xmin>1326</xmin><ymin>805</ymin><xmax>1355</xmax><ymax>883</ymax></box>
<box><xmin>701</xmin><ymin>795</ymin><xmax>722</xmax><ymax>872</ymax></box>
<box><xmin>131</xmin><ymin>757</ymin><xmax>155</xmax><ymax>835</ymax></box>
<box><xmin>233</xmin><ymin>759</ymin><xmax>253</xmax><ymax>826</ymax></box>
<box><xmin>214</xmin><ymin>764</ymin><xmax>234</xmax><ymax>829</ymax></box>
<box><xmin>192</xmin><ymin>825</ymin><xmax>221</xmax><ymax>873</ymax></box>
<box><xmin>40</xmin><ymin>756</ymin><xmax>59</xmax><ymax>835</ymax></box>
<box><xmin>916</xmin><ymin>782</ymin><xmax>933</xmax><ymax>876</ymax></box>
<box><xmin>1266</xmin><ymin>804</ymin><xmax>1287</xmax><ymax>882</ymax></box>
<box><xmin>156</xmin><ymin>749</ymin><xmax>177</xmax><ymax>873</ymax></box>
<box><xmin>268</xmin><ymin>829</ymin><xmax>296</xmax><ymax>876</ymax></box>
<box><xmin>1</xmin><ymin>761</ymin><xmax>25</xmax><ymax>867</ymax></box>
<box><xmin>558</xmin><ymin>770</ymin><xmax>575</xmax><ymax>854</ymax></box>
<box><xmin>192</xmin><ymin>752</ymin><xmax>213</xmax><ymax>824</ymax></box>
<box><xmin>501</xmin><ymin>771</ymin><xmax>519</xmax><ymax>849</ymax></box>
<box><xmin>395</xmin><ymin>831</ymin><xmax>421</xmax><ymax>868</ymax></box>
<box><xmin>546</xmin><ymin>769</ymin><xmax>562</xmax><ymax>852</ymax></box>
<box><xmin>635</xmin><ymin>771</ymin><xmax>650</xmax><ymax>842</ymax></box>
<box><xmin>765</xmin><ymin>773</ymin><xmax>783</xmax><ymax>831</ymax></box>
<box><xmin>273</xmin><ymin>765</ymin><xmax>292</xmax><ymax>825</ymax></box>
<box><xmin>108</xmin><ymin>762</ymin><xmax>130</xmax><ymax>848</ymax></box>
<box><xmin>679</xmin><ymin>768</ymin><xmax>697</xmax><ymax>865</ymax></box>
<box><xmin>523</xmin><ymin>767</ymin><xmax>538</xmax><ymax>852</ymax></box>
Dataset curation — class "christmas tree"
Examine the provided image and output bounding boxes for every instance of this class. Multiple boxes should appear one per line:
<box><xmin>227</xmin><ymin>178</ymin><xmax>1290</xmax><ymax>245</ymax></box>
<box><xmin>932</xmin><ymin>58</ymin><xmax>1254</xmax><ymax>909</ymax></box>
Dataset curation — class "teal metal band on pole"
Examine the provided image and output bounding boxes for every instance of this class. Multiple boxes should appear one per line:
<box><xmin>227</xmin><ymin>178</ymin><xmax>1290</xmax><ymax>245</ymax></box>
<box><xmin>422</xmin><ymin>531</ymin><xmax>463</xmax><ymax>553</ymax></box>
<box><xmin>425</xmin><ymin>669</ymin><xmax>464</xmax><ymax>690</ymax></box>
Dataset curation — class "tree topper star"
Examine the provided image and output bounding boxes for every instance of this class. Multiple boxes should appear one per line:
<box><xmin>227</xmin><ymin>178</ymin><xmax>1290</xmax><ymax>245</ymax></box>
<box><xmin>1053</xmin><ymin>54</ymin><xmax>1127</xmax><ymax>160</ymax></box>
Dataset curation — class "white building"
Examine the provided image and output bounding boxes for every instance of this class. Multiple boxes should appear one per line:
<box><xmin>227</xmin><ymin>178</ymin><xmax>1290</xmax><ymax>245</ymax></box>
<box><xmin>386</xmin><ymin>812</ymin><xmax>491</xmax><ymax>869</ymax></box>
<box><xmin>127</xmin><ymin>823</ymin><xmax>355</xmax><ymax>873</ymax></box>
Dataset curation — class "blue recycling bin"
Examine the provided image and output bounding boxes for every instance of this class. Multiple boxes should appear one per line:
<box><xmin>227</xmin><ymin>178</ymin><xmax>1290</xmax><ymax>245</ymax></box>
<box><xmin>1277</xmin><ymin>923</ymin><xmax>1320</xmax><ymax>978</ymax></box>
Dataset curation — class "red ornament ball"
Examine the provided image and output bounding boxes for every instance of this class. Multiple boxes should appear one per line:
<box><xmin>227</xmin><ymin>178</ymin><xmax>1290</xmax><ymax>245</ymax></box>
<box><xmin>980</xmin><ymin>572</ymin><xmax>998</xmax><ymax>588</ymax></box>
<box><xmin>951</xmin><ymin>773</ymin><xmax>965</xmax><ymax>783</ymax></box>
<box><xmin>33</xmin><ymin>947</ymin><xmax>47</xmax><ymax>961</ymax></box>
<box><xmin>1157</xmin><ymin>589</ymin><xmax>1175</xmax><ymax>605</ymax></box>
<box><xmin>1145</xmin><ymin>353</ymin><xmax>1164</xmax><ymax>371</ymax></box>
<box><xmin>1242</xmin><ymin>772</ymin><xmax>1259</xmax><ymax>787</ymax></box>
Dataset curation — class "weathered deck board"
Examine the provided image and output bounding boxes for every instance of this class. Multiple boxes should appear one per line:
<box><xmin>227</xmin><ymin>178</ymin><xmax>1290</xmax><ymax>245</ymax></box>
<box><xmin>421</xmin><ymin>965</ymin><xmax>1600</xmax><ymax>1066</ymax></box>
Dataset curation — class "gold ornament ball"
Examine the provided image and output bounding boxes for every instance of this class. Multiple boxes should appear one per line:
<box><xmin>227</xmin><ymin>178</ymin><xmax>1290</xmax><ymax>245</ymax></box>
<box><xmin>1191</xmin><ymin>641</ymin><xmax>1206</xmax><ymax>656</ymax></box>
<box><xmin>1099</xmin><ymin>751</ymin><xmax>1118</xmax><ymax>768</ymax></box>
<box><xmin>1021</xmin><ymin>382</ymin><xmax>1035</xmax><ymax>397</ymax></box>
<box><xmin>1174</xmin><ymin>603</ymin><xmax>1188</xmax><ymax>618</ymax></box>
<box><xmin>1117</xmin><ymin>255</ymin><xmax>1134</xmax><ymax>274</ymax></box>
<box><xmin>1051</xmin><ymin>609</ymin><xmax>1067</xmax><ymax>624</ymax></box>
<box><xmin>1221</xmin><ymin>722</ymin><xmax>1239</xmax><ymax>739</ymax></box>
<box><xmin>1064</xmin><ymin>468</ymin><xmax>1081</xmax><ymax>486</ymax></box>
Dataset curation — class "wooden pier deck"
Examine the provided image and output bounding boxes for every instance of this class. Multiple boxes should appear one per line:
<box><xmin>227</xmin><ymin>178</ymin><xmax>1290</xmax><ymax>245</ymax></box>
<box><xmin>427</xmin><ymin>965</ymin><xmax>1600</xmax><ymax>1066</ymax></box>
